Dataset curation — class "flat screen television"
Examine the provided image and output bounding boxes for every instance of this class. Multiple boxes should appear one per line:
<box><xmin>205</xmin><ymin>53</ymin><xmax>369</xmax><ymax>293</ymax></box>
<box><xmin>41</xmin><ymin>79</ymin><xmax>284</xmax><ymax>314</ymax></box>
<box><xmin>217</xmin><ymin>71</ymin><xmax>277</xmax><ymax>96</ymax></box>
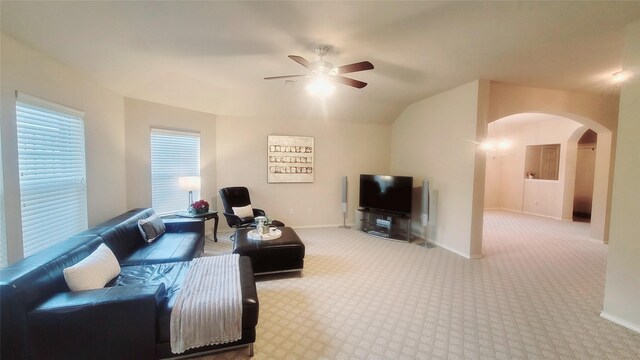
<box><xmin>359</xmin><ymin>174</ymin><xmax>413</xmax><ymax>215</ymax></box>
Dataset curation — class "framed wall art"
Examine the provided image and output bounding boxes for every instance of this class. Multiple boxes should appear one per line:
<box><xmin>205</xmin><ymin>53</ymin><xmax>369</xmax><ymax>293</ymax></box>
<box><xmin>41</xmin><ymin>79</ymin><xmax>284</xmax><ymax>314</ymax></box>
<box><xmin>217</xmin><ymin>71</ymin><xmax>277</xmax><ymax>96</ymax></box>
<box><xmin>267</xmin><ymin>135</ymin><xmax>314</xmax><ymax>183</ymax></box>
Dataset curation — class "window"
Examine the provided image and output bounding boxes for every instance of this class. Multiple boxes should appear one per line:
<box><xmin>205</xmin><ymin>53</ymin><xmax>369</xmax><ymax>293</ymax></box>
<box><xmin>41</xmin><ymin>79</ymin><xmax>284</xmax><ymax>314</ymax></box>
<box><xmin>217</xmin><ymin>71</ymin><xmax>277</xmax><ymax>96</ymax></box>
<box><xmin>0</xmin><ymin>132</ymin><xmax>7</xmax><ymax>268</ymax></box>
<box><xmin>525</xmin><ymin>144</ymin><xmax>561</xmax><ymax>180</ymax></box>
<box><xmin>16</xmin><ymin>93</ymin><xmax>87</xmax><ymax>258</ymax></box>
<box><xmin>150</xmin><ymin>129</ymin><xmax>200</xmax><ymax>215</ymax></box>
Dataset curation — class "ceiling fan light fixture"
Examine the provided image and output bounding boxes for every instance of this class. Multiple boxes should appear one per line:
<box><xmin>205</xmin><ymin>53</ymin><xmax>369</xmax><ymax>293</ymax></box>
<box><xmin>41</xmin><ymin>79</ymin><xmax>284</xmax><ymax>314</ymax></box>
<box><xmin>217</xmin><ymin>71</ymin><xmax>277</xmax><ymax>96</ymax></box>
<box><xmin>306</xmin><ymin>76</ymin><xmax>335</xmax><ymax>97</ymax></box>
<box><xmin>266</xmin><ymin>46</ymin><xmax>372</xmax><ymax>90</ymax></box>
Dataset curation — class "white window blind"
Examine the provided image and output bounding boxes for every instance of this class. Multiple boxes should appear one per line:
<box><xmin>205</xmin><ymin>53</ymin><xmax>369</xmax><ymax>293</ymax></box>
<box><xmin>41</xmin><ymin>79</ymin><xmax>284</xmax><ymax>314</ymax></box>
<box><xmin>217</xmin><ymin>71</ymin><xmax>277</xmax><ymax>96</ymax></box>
<box><xmin>150</xmin><ymin>129</ymin><xmax>200</xmax><ymax>215</ymax></box>
<box><xmin>0</xmin><ymin>133</ymin><xmax>7</xmax><ymax>268</ymax></box>
<box><xmin>16</xmin><ymin>92</ymin><xmax>88</xmax><ymax>258</ymax></box>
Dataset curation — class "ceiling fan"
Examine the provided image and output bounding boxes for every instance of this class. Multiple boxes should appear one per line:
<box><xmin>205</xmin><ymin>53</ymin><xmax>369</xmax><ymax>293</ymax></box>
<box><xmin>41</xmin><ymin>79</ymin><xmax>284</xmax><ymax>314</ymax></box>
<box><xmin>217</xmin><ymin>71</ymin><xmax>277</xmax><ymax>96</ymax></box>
<box><xmin>265</xmin><ymin>46</ymin><xmax>374</xmax><ymax>89</ymax></box>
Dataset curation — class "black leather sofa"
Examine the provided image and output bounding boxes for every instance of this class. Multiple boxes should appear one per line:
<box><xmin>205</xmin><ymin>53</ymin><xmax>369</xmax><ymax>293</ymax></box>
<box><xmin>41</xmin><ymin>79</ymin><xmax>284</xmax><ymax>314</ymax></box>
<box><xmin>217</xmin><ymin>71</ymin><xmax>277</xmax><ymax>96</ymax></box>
<box><xmin>0</xmin><ymin>208</ymin><xmax>259</xmax><ymax>360</ymax></box>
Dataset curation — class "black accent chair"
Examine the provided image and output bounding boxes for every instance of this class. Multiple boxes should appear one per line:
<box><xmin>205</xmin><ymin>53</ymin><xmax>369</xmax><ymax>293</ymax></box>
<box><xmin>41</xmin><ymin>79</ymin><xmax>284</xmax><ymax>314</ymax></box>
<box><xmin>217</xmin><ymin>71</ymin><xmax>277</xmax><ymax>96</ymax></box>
<box><xmin>219</xmin><ymin>187</ymin><xmax>284</xmax><ymax>234</ymax></box>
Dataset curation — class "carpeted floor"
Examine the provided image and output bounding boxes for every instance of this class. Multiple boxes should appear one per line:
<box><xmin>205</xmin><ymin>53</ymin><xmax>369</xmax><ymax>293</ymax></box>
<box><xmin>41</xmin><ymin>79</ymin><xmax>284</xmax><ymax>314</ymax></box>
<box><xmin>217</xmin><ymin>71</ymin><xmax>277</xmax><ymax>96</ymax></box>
<box><xmin>197</xmin><ymin>210</ymin><xmax>640</xmax><ymax>359</ymax></box>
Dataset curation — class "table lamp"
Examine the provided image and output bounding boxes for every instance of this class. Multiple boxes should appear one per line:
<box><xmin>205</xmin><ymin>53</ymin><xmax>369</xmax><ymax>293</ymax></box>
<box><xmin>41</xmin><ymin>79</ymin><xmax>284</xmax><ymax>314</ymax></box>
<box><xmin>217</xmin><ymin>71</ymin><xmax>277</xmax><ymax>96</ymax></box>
<box><xmin>178</xmin><ymin>176</ymin><xmax>201</xmax><ymax>208</ymax></box>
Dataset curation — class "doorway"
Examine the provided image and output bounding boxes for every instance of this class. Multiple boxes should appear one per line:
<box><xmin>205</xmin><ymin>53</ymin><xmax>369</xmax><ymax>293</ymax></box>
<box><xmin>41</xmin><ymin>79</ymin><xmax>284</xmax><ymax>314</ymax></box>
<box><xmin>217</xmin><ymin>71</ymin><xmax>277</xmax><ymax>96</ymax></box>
<box><xmin>573</xmin><ymin>130</ymin><xmax>597</xmax><ymax>223</ymax></box>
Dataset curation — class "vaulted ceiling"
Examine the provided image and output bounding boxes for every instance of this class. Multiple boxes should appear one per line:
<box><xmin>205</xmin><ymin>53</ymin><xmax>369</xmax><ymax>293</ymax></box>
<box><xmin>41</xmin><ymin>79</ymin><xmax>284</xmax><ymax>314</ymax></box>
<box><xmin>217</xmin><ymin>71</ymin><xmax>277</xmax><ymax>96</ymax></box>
<box><xmin>2</xmin><ymin>1</ymin><xmax>639</xmax><ymax>123</ymax></box>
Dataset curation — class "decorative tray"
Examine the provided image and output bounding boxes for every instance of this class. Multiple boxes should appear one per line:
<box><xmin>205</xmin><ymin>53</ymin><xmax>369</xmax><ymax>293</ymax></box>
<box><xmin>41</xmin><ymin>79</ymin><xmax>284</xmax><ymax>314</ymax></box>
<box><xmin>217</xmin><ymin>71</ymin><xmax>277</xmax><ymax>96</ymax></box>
<box><xmin>247</xmin><ymin>229</ymin><xmax>282</xmax><ymax>241</ymax></box>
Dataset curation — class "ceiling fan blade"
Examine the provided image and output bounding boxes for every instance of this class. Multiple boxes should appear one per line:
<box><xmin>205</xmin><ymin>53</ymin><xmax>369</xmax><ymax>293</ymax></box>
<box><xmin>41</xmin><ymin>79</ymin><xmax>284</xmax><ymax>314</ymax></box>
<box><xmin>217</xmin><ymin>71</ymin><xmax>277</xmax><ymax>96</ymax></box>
<box><xmin>335</xmin><ymin>61</ymin><xmax>374</xmax><ymax>75</ymax></box>
<box><xmin>334</xmin><ymin>76</ymin><xmax>368</xmax><ymax>89</ymax></box>
<box><xmin>288</xmin><ymin>55</ymin><xmax>313</xmax><ymax>70</ymax></box>
<box><xmin>264</xmin><ymin>74</ymin><xmax>311</xmax><ymax>80</ymax></box>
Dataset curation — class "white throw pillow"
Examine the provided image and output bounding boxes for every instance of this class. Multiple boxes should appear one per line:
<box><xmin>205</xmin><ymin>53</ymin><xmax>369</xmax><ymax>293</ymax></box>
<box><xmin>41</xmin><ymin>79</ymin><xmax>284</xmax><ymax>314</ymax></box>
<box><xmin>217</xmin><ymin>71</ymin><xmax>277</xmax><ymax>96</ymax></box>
<box><xmin>63</xmin><ymin>244</ymin><xmax>121</xmax><ymax>292</ymax></box>
<box><xmin>138</xmin><ymin>214</ymin><xmax>166</xmax><ymax>243</ymax></box>
<box><xmin>232</xmin><ymin>204</ymin><xmax>254</xmax><ymax>218</ymax></box>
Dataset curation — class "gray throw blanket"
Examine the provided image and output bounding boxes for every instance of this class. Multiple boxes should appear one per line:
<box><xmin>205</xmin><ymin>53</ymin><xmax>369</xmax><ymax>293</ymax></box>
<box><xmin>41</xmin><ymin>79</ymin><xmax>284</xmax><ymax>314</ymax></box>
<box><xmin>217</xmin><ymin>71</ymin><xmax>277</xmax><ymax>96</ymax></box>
<box><xmin>170</xmin><ymin>254</ymin><xmax>242</xmax><ymax>354</ymax></box>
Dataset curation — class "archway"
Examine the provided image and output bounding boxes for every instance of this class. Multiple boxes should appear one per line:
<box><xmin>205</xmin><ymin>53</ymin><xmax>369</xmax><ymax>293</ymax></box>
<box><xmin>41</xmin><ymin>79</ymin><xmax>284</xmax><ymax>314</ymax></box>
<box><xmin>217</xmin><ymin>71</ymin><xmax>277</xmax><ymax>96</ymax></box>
<box><xmin>484</xmin><ymin>112</ymin><xmax>612</xmax><ymax>244</ymax></box>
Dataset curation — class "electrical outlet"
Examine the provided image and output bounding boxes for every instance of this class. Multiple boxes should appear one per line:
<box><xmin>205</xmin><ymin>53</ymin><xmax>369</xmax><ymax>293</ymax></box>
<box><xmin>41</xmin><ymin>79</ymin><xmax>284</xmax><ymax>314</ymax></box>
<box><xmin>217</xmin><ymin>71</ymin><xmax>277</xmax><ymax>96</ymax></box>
<box><xmin>307</xmin><ymin>208</ymin><xmax>312</xmax><ymax>214</ymax></box>
<box><xmin>289</xmin><ymin>208</ymin><xmax>294</xmax><ymax>215</ymax></box>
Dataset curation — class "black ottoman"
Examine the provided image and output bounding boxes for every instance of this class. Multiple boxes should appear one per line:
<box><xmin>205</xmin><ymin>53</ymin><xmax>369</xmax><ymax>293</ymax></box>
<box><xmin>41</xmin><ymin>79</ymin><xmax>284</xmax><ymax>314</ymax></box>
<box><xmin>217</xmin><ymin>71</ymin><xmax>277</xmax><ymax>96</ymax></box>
<box><xmin>233</xmin><ymin>227</ymin><xmax>305</xmax><ymax>275</ymax></box>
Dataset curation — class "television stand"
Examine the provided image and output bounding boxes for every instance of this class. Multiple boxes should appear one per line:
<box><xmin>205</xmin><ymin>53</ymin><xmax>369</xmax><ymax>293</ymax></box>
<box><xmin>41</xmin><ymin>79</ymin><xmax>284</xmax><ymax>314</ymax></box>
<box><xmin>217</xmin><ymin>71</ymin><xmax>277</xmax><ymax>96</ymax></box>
<box><xmin>356</xmin><ymin>208</ymin><xmax>411</xmax><ymax>242</ymax></box>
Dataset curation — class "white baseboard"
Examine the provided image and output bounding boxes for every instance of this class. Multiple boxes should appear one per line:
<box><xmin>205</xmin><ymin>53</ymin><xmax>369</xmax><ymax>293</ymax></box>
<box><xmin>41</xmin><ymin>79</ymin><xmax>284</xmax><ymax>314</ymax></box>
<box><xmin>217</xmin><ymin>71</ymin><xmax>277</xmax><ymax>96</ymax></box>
<box><xmin>409</xmin><ymin>230</ymin><xmax>483</xmax><ymax>259</ymax></box>
<box><xmin>410</xmin><ymin>231</ymin><xmax>434</xmax><ymax>247</ymax></box>
<box><xmin>600</xmin><ymin>311</ymin><xmax>640</xmax><ymax>334</ymax></box>
<box><xmin>293</xmin><ymin>223</ymin><xmax>356</xmax><ymax>229</ymax></box>
<box><xmin>484</xmin><ymin>207</ymin><xmax>521</xmax><ymax>213</ymax></box>
<box><xmin>586</xmin><ymin>237</ymin><xmax>605</xmax><ymax>245</ymax></box>
<box><xmin>522</xmin><ymin>211</ymin><xmax>562</xmax><ymax>221</ymax></box>
<box><xmin>430</xmin><ymin>240</ymin><xmax>474</xmax><ymax>259</ymax></box>
<box><xmin>214</xmin><ymin>223</ymin><xmax>356</xmax><ymax>234</ymax></box>
<box><xmin>487</xmin><ymin>208</ymin><xmax>561</xmax><ymax>222</ymax></box>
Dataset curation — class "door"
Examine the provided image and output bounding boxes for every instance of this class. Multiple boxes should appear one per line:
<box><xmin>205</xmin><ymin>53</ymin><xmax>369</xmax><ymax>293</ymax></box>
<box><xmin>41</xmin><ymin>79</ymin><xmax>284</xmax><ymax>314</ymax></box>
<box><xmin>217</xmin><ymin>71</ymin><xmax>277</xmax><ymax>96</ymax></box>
<box><xmin>540</xmin><ymin>145</ymin><xmax>560</xmax><ymax>180</ymax></box>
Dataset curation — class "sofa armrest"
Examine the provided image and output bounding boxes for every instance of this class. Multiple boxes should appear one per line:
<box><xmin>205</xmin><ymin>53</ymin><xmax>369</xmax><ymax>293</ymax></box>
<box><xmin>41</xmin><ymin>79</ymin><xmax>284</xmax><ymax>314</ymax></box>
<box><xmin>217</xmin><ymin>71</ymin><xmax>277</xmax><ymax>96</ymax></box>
<box><xmin>253</xmin><ymin>208</ymin><xmax>266</xmax><ymax>217</ymax></box>
<box><xmin>28</xmin><ymin>284</ymin><xmax>165</xmax><ymax>360</ymax></box>
<box><xmin>163</xmin><ymin>218</ymin><xmax>205</xmax><ymax>234</ymax></box>
<box><xmin>239</xmin><ymin>256</ymin><xmax>259</xmax><ymax>328</ymax></box>
<box><xmin>223</xmin><ymin>212</ymin><xmax>244</xmax><ymax>227</ymax></box>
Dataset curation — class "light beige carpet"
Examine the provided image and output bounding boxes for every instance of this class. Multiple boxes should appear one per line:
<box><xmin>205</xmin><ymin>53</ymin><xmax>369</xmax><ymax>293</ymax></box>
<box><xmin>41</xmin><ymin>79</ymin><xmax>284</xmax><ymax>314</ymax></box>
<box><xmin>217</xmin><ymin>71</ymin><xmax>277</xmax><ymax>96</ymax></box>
<box><xmin>198</xmin><ymin>210</ymin><xmax>640</xmax><ymax>359</ymax></box>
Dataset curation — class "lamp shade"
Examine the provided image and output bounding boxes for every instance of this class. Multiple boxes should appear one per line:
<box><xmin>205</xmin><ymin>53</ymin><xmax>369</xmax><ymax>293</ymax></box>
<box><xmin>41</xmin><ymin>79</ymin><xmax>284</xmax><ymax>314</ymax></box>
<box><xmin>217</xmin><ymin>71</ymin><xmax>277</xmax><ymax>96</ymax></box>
<box><xmin>178</xmin><ymin>176</ymin><xmax>201</xmax><ymax>191</ymax></box>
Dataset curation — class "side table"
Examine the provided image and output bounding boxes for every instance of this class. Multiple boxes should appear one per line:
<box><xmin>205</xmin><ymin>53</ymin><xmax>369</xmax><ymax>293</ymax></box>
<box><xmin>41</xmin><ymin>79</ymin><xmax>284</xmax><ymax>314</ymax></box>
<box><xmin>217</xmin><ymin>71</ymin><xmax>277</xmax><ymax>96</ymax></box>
<box><xmin>175</xmin><ymin>210</ymin><xmax>219</xmax><ymax>242</ymax></box>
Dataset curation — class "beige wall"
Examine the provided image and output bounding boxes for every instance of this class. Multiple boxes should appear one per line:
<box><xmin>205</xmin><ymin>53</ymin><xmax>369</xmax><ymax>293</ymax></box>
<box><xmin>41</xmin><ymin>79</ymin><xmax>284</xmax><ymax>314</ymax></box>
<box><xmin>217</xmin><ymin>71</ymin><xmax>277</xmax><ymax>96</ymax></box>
<box><xmin>124</xmin><ymin>98</ymin><xmax>217</xmax><ymax>212</ymax></box>
<box><xmin>390</xmin><ymin>80</ymin><xmax>486</xmax><ymax>259</ymax></box>
<box><xmin>216</xmin><ymin>115</ymin><xmax>390</xmax><ymax>229</ymax></box>
<box><xmin>488</xmin><ymin>82</ymin><xmax>619</xmax><ymax>130</ymax></box>
<box><xmin>602</xmin><ymin>20</ymin><xmax>640</xmax><ymax>334</ymax></box>
<box><xmin>523</xmin><ymin>180</ymin><xmax>563</xmax><ymax>218</ymax></box>
<box><xmin>0</xmin><ymin>33</ymin><xmax>127</xmax><ymax>264</ymax></box>
<box><xmin>483</xmin><ymin>153</ymin><xmax>502</xmax><ymax>209</ymax></box>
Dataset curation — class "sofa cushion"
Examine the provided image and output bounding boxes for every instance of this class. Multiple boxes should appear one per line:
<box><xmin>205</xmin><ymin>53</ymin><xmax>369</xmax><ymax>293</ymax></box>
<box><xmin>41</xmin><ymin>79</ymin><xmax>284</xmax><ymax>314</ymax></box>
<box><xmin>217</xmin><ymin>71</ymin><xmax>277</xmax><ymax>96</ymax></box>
<box><xmin>93</xmin><ymin>208</ymin><xmax>155</xmax><ymax>261</ymax></box>
<box><xmin>63</xmin><ymin>244</ymin><xmax>121</xmax><ymax>291</ymax></box>
<box><xmin>119</xmin><ymin>232</ymin><xmax>203</xmax><ymax>267</ymax></box>
<box><xmin>28</xmin><ymin>284</ymin><xmax>164</xmax><ymax>360</ymax></box>
<box><xmin>159</xmin><ymin>256</ymin><xmax>259</xmax><ymax>343</ymax></box>
<box><xmin>0</xmin><ymin>235</ymin><xmax>104</xmax><ymax>309</ymax></box>
<box><xmin>137</xmin><ymin>214</ymin><xmax>166</xmax><ymax>243</ymax></box>
<box><xmin>111</xmin><ymin>257</ymin><xmax>259</xmax><ymax>343</ymax></box>
<box><xmin>232</xmin><ymin>204</ymin><xmax>254</xmax><ymax>218</ymax></box>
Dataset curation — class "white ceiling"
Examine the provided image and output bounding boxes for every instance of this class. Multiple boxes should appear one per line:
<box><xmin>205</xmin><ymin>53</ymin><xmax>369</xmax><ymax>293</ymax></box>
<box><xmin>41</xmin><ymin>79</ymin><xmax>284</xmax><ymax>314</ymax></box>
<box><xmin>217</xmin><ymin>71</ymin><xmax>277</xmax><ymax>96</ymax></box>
<box><xmin>2</xmin><ymin>1</ymin><xmax>639</xmax><ymax>124</ymax></box>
